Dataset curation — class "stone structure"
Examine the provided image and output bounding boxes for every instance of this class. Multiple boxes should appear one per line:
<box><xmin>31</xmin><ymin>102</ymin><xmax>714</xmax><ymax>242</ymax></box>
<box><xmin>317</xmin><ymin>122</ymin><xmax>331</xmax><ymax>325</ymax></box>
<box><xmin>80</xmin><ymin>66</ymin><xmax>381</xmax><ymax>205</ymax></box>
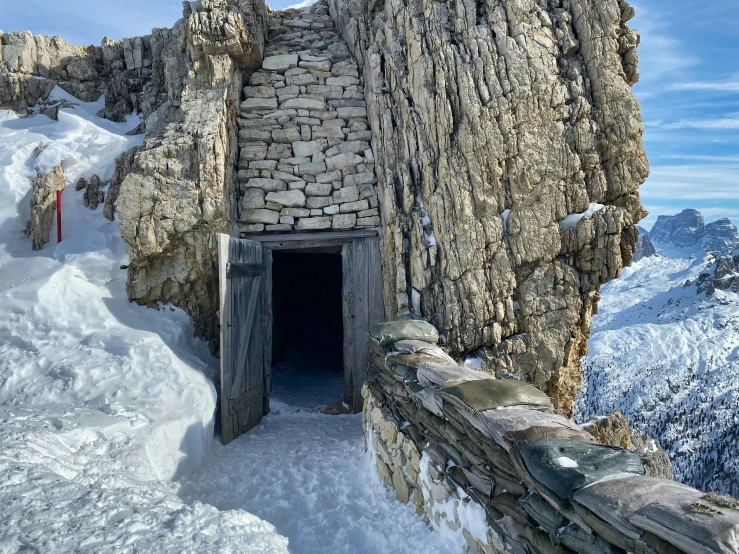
<box><xmin>2</xmin><ymin>0</ymin><xmax>650</xmax><ymax>412</ymax></box>
<box><xmin>236</xmin><ymin>6</ymin><xmax>379</xmax><ymax>234</ymax></box>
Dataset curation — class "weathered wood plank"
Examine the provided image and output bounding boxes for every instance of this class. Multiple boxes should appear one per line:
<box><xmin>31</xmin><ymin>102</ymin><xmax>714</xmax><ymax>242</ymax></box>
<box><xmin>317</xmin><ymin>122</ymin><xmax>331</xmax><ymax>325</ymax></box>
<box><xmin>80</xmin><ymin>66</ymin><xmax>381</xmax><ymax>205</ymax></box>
<box><xmin>218</xmin><ymin>234</ymin><xmax>234</xmax><ymax>444</ymax></box>
<box><xmin>342</xmin><ymin>243</ymin><xmax>354</xmax><ymax>406</ymax></box>
<box><xmin>351</xmin><ymin>239</ymin><xmax>369</xmax><ymax>413</ymax></box>
<box><xmin>227</xmin><ymin>262</ymin><xmax>264</xmax><ymax>278</ymax></box>
<box><xmin>262</xmin><ymin>248</ymin><xmax>273</xmax><ymax>415</ymax></box>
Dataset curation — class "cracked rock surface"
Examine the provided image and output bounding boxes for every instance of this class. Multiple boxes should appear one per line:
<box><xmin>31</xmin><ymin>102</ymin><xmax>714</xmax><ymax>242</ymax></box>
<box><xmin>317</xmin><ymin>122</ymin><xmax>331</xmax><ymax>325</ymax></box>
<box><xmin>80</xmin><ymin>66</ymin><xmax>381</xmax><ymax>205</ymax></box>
<box><xmin>328</xmin><ymin>0</ymin><xmax>649</xmax><ymax>414</ymax></box>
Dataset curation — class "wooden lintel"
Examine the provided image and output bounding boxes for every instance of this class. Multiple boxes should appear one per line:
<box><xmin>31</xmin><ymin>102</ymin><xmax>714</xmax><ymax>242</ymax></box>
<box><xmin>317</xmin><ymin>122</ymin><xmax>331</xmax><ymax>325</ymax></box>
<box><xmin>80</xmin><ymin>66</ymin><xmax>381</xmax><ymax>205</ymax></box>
<box><xmin>227</xmin><ymin>262</ymin><xmax>264</xmax><ymax>278</ymax></box>
<box><xmin>251</xmin><ymin>229</ymin><xmax>380</xmax><ymax>250</ymax></box>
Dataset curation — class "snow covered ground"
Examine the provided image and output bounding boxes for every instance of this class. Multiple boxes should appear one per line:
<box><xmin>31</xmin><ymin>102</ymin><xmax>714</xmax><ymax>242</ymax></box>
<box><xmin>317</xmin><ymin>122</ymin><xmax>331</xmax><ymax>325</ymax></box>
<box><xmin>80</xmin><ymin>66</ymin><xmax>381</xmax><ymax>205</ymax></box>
<box><xmin>0</xmin><ymin>93</ymin><xmax>451</xmax><ymax>552</ymax></box>
<box><xmin>577</xmin><ymin>246</ymin><xmax>739</xmax><ymax>496</ymax></box>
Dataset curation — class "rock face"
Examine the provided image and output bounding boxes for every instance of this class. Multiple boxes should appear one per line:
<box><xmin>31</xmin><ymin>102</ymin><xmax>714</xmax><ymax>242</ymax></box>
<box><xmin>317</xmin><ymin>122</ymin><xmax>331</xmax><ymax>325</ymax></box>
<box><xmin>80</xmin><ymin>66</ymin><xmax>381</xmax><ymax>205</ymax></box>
<box><xmin>650</xmin><ymin>209</ymin><xmax>739</xmax><ymax>253</ymax></box>
<box><xmin>328</xmin><ymin>0</ymin><xmax>649</xmax><ymax>414</ymax></box>
<box><xmin>117</xmin><ymin>0</ymin><xmax>269</xmax><ymax>342</ymax></box>
<box><xmin>28</xmin><ymin>165</ymin><xmax>65</xmax><ymax>250</ymax></box>
<box><xmin>633</xmin><ymin>226</ymin><xmax>656</xmax><ymax>262</ymax></box>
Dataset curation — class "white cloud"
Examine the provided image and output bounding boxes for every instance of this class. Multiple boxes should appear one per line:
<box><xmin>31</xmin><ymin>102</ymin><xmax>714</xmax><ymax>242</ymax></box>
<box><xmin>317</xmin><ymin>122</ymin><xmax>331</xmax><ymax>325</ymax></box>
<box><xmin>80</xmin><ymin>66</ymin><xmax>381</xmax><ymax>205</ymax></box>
<box><xmin>670</xmin><ymin>79</ymin><xmax>739</xmax><ymax>93</ymax></box>
<box><xmin>641</xmin><ymin>164</ymin><xmax>739</xmax><ymax>201</ymax></box>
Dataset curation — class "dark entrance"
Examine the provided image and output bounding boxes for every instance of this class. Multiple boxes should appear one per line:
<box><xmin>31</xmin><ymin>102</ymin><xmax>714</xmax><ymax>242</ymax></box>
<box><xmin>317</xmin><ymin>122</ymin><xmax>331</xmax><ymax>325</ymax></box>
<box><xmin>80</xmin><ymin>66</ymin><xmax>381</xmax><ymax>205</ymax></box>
<box><xmin>270</xmin><ymin>251</ymin><xmax>345</xmax><ymax>408</ymax></box>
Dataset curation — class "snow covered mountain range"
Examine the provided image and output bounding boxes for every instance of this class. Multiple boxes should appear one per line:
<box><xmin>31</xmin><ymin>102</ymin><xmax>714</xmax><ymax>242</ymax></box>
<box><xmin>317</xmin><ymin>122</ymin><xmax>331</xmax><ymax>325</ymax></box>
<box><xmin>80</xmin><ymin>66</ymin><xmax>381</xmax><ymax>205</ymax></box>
<box><xmin>577</xmin><ymin>209</ymin><xmax>739</xmax><ymax>497</ymax></box>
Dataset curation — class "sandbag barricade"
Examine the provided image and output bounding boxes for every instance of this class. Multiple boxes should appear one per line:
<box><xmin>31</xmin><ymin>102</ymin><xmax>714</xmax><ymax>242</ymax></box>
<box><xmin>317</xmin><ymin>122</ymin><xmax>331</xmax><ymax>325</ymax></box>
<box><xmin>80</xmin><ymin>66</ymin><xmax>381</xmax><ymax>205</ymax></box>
<box><xmin>365</xmin><ymin>319</ymin><xmax>739</xmax><ymax>554</ymax></box>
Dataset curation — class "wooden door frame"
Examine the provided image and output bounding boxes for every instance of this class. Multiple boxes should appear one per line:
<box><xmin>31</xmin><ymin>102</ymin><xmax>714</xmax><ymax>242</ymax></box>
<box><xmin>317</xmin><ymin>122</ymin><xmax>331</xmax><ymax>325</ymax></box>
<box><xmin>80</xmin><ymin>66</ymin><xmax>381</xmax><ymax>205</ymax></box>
<box><xmin>252</xmin><ymin>230</ymin><xmax>384</xmax><ymax>412</ymax></box>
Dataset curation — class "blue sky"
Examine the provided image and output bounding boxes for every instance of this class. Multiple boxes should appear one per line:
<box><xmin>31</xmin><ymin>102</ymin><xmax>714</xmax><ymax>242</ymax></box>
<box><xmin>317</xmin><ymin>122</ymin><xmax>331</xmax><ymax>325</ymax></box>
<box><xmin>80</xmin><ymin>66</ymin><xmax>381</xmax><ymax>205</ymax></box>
<box><xmin>2</xmin><ymin>0</ymin><xmax>738</xmax><ymax>228</ymax></box>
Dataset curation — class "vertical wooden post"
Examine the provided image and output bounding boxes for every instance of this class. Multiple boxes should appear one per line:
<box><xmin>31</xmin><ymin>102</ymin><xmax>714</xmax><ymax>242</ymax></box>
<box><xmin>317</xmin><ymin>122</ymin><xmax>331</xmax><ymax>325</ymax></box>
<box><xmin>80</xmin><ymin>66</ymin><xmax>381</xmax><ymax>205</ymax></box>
<box><xmin>56</xmin><ymin>190</ymin><xmax>62</xmax><ymax>243</ymax></box>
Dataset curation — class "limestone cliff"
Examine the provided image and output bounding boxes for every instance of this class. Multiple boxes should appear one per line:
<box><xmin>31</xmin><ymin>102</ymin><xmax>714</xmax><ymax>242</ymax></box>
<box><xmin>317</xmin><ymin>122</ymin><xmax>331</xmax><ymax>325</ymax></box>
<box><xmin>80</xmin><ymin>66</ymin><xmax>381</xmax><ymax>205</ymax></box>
<box><xmin>328</xmin><ymin>0</ymin><xmax>649</xmax><ymax>414</ymax></box>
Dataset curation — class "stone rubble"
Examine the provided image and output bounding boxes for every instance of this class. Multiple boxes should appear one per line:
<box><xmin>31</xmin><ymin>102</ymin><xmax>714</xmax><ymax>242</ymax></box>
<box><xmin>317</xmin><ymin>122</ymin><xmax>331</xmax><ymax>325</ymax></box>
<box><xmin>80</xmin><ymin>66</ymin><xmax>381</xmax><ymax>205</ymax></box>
<box><xmin>236</xmin><ymin>2</ymin><xmax>379</xmax><ymax>235</ymax></box>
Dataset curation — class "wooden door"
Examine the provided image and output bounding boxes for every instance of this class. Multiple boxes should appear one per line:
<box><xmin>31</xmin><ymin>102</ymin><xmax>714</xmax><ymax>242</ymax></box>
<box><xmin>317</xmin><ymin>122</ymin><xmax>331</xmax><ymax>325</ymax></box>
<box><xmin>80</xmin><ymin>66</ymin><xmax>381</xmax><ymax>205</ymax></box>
<box><xmin>218</xmin><ymin>234</ymin><xmax>272</xmax><ymax>444</ymax></box>
<box><xmin>342</xmin><ymin>237</ymin><xmax>385</xmax><ymax>412</ymax></box>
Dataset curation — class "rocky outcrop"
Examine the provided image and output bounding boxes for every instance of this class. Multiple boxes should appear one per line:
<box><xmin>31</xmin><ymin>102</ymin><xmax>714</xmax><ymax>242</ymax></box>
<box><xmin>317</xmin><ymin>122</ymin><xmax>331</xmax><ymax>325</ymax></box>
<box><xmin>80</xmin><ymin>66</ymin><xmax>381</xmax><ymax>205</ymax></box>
<box><xmin>27</xmin><ymin>165</ymin><xmax>65</xmax><ymax>250</ymax></box>
<box><xmin>650</xmin><ymin>209</ymin><xmax>739</xmax><ymax>254</ymax></box>
<box><xmin>117</xmin><ymin>0</ymin><xmax>269</xmax><ymax>342</ymax></box>
<box><xmin>328</xmin><ymin>0</ymin><xmax>649</xmax><ymax>414</ymax></box>
<box><xmin>633</xmin><ymin>226</ymin><xmax>656</xmax><ymax>261</ymax></box>
<box><xmin>236</xmin><ymin>7</ymin><xmax>380</xmax><ymax>234</ymax></box>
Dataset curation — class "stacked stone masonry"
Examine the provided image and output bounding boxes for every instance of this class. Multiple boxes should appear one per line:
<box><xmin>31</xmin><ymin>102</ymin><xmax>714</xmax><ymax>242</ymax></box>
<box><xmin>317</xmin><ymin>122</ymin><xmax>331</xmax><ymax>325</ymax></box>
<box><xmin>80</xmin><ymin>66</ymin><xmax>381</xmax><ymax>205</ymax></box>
<box><xmin>236</xmin><ymin>3</ymin><xmax>380</xmax><ymax>235</ymax></box>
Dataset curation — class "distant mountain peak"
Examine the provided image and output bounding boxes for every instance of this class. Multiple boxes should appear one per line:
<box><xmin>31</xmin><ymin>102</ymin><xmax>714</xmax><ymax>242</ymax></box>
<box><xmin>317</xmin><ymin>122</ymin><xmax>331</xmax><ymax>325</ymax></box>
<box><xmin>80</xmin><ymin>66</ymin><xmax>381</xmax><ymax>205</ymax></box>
<box><xmin>649</xmin><ymin>209</ymin><xmax>739</xmax><ymax>254</ymax></box>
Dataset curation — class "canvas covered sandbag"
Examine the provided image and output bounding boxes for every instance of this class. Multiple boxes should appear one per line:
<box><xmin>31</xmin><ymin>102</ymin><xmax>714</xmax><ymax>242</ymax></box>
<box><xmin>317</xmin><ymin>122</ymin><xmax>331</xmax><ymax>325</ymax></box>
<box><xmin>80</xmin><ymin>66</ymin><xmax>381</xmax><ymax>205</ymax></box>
<box><xmin>520</xmin><ymin>491</ymin><xmax>566</xmax><ymax>533</ymax></box>
<box><xmin>556</xmin><ymin>523</ymin><xmax>623</xmax><ymax>554</ymax></box>
<box><xmin>392</xmin><ymin>339</ymin><xmax>455</xmax><ymax>361</ymax></box>
<box><xmin>437</xmin><ymin>379</ymin><xmax>552</xmax><ymax>414</ymax></box>
<box><xmin>460</xmin><ymin>407</ymin><xmax>582</xmax><ymax>451</ymax></box>
<box><xmin>629</xmin><ymin>493</ymin><xmax>739</xmax><ymax>554</ymax></box>
<box><xmin>512</xmin><ymin>438</ymin><xmax>644</xmax><ymax>503</ymax></box>
<box><xmin>572</xmin><ymin>475</ymin><xmax>697</xmax><ymax>545</ymax></box>
<box><xmin>417</xmin><ymin>362</ymin><xmax>495</xmax><ymax>388</ymax></box>
<box><xmin>369</xmin><ymin>320</ymin><xmax>439</xmax><ymax>346</ymax></box>
<box><xmin>504</xmin><ymin>426</ymin><xmax>596</xmax><ymax>445</ymax></box>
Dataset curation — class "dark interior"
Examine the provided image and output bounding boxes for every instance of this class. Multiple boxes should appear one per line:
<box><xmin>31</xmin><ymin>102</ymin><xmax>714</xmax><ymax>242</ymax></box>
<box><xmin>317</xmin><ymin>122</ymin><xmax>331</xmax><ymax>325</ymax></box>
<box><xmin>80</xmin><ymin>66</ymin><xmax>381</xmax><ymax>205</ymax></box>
<box><xmin>271</xmin><ymin>250</ymin><xmax>345</xmax><ymax>407</ymax></box>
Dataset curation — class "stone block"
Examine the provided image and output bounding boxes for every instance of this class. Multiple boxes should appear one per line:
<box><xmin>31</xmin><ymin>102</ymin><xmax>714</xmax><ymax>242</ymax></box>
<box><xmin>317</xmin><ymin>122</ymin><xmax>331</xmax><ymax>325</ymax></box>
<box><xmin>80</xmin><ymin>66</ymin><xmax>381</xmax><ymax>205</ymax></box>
<box><xmin>238</xmin><ymin>169</ymin><xmax>259</xmax><ymax>183</ymax></box>
<box><xmin>305</xmin><ymin>183</ymin><xmax>333</xmax><ymax>197</ymax></box>
<box><xmin>332</xmin><ymin>213</ymin><xmax>357</xmax><ymax>230</ymax></box>
<box><xmin>265</xmin><ymin>201</ymin><xmax>283</xmax><ymax>210</ymax></box>
<box><xmin>241</xmin><ymin>97</ymin><xmax>278</xmax><ymax>112</ymax></box>
<box><xmin>243</xmin><ymin>86</ymin><xmax>276</xmax><ymax>98</ymax></box>
<box><xmin>265</xmin><ymin>189</ymin><xmax>306</xmax><ymax>208</ymax></box>
<box><xmin>327</xmin><ymin>76</ymin><xmax>360</xmax><ymax>86</ymax></box>
<box><xmin>263</xmin><ymin>54</ymin><xmax>299</xmax><ymax>72</ymax></box>
<box><xmin>272</xmin><ymin>128</ymin><xmax>302</xmax><ymax>143</ymax></box>
<box><xmin>245</xmin><ymin>178</ymin><xmax>287</xmax><ymax>192</ymax></box>
<box><xmin>287</xmin><ymin>73</ymin><xmax>319</xmax><ymax>86</ymax></box>
<box><xmin>316</xmin><ymin>170</ymin><xmax>342</xmax><ymax>183</ymax></box>
<box><xmin>310</xmin><ymin>209</ymin><xmax>324</xmax><ymax>216</ymax></box>
<box><xmin>358</xmin><ymin>208</ymin><xmax>379</xmax><ymax>218</ymax></box>
<box><xmin>347</xmin><ymin>130</ymin><xmax>372</xmax><ymax>141</ymax></box>
<box><xmin>267</xmin><ymin>143</ymin><xmax>293</xmax><ymax>160</ymax></box>
<box><xmin>281</xmin><ymin>98</ymin><xmax>327</xmax><ymax>111</ymax></box>
<box><xmin>307</xmin><ymin>85</ymin><xmax>344</xmax><ymax>99</ymax></box>
<box><xmin>300</xmin><ymin>59</ymin><xmax>332</xmax><ymax>71</ymax></box>
<box><xmin>305</xmin><ymin>196</ymin><xmax>332</xmax><ymax>209</ymax></box>
<box><xmin>263</xmin><ymin>109</ymin><xmax>297</xmax><ymax>120</ymax></box>
<box><xmin>295</xmin><ymin>217</ymin><xmax>331</xmax><ymax>231</ymax></box>
<box><xmin>239</xmin><ymin>128</ymin><xmax>273</xmax><ymax>143</ymax></box>
<box><xmin>282</xmin><ymin>207</ymin><xmax>310</xmax><ymax>218</ymax></box>
<box><xmin>265</xmin><ymin>224</ymin><xmax>293</xmax><ymax>231</ymax></box>
<box><xmin>310</xmin><ymin>111</ymin><xmax>338</xmax><ymax>120</ymax></box>
<box><xmin>292</xmin><ymin>139</ymin><xmax>328</xmax><ymax>157</ymax></box>
<box><xmin>240</xmin><ymin>188</ymin><xmax>265</xmax><ymax>210</ymax></box>
<box><xmin>324</xmin><ymin>204</ymin><xmax>340</xmax><ymax>215</ymax></box>
<box><xmin>250</xmin><ymin>160</ymin><xmax>278</xmax><ymax>171</ymax></box>
<box><xmin>312</xmin><ymin>127</ymin><xmax>345</xmax><ymax>140</ymax></box>
<box><xmin>334</xmin><ymin>185</ymin><xmax>359</xmax><ymax>203</ymax></box>
<box><xmin>322</xmin><ymin>119</ymin><xmax>346</xmax><ymax>129</ymax></box>
<box><xmin>297</xmin><ymin>161</ymin><xmax>327</xmax><ymax>176</ymax></box>
<box><xmin>357</xmin><ymin>216</ymin><xmax>381</xmax><ymax>226</ymax></box>
<box><xmin>326</xmin><ymin>152</ymin><xmax>364</xmax><ymax>171</ymax></box>
<box><xmin>240</xmin><ymin>143</ymin><xmax>268</xmax><ymax>163</ymax></box>
<box><xmin>340</xmin><ymin>199</ymin><xmax>370</xmax><ymax>213</ymax></box>
<box><xmin>241</xmin><ymin>208</ymin><xmax>280</xmax><ymax>225</ymax></box>
<box><xmin>344</xmin><ymin>172</ymin><xmax>376</xmax><ymax>187</ymax></box>
<box><xmin>326</xmin><ymin>141</ymin><xmax>370</xmax><ymax>157</ymax></box>
<box><xmin>337</xmin><ymin>107</ymin><xmax>367</xmax><ymax>119</ymax></box>
<box><xmin>280</xmin><ymin>215</ymin><xmax>295</xmax><ymax>224</ymax></box>
<box><xmin>288</xmin><ymin>180</ymin><xmax>307</xmax><ymax>191</ymax></box>
<box><xmin>240</xmin><ymin>223</ymin><xmax>264</xmax><ymax>233</ymax></box>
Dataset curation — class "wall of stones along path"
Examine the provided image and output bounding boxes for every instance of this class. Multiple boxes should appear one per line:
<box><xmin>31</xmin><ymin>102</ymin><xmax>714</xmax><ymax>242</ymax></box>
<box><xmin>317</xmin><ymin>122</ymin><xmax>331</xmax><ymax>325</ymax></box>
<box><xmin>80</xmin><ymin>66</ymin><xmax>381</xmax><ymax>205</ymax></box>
<box><xmin>236</xmin><ymin>1</ymin><xmax>380</xmax><ymax>235</ymax></box>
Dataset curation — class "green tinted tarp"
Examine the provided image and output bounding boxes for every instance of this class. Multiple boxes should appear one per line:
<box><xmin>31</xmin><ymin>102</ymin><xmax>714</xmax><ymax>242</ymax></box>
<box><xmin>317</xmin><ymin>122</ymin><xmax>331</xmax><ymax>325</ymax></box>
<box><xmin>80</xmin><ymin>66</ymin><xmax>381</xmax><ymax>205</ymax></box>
<box><xmin>369</xmin><ymin>320</ymin><xmax>439</xmax><ymax>346</ymax></box>
<box><xmin>513</xmin><ymin>438</ymin><xmax>644</xmax><ymax>502</ymax></box>
<box><xmin>437</xmin><ymin>379</ymin><xmax>552</xmax><ymax>414</ymax></box>
<box><xmin>417</xmin><ymin>362</ymin><xmax>495</xmax><ymax>388</ymax></box>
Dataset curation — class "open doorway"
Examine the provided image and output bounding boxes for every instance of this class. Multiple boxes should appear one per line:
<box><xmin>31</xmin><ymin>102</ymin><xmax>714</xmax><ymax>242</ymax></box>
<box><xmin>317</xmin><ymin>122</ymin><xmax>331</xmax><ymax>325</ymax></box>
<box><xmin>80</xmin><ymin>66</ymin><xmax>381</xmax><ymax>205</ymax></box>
<box><xmin>270</xmin><ymin>250</ymin><xmax>345</xmax><ymax>409</ymax></box>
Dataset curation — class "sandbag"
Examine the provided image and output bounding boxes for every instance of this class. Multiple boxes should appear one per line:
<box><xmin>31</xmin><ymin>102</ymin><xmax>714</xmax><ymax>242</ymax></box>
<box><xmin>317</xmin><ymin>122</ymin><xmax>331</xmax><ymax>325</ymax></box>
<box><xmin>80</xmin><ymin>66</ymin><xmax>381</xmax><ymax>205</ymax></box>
<box><xmin>504</xmin><ymin>426</ymin><xmax>596</xmax><ymax>445</ymax></box>
<box><xmin>629</xmin><ymin>494</ymin><xmax>739</xmax><ymax>554</ymax></box>
<box><xmin>417</xmin><ymin>362</ymin><xmax>495</xmax><ymax>388</ymax></box>
<box><xmin>573</xmin><ymin>475</ymin><xmax>698</xmax><ymax>543</ymax></box>
<box><xmin>437</xmin><ymin>379</ymin><xmax>552</xmax><ymax>414</ymax></box>
<box><xmin>370</xmin><ymin>320</ymin><xmax>439</xmax><ymax>346</ymax></box>
<box><xmin>521</xmin><ymin>526</ymin><xmax>576</xmax><ymax>554</ymax></box>
<box><xmin>520</xmin><ymin>491</ymin><xmax>566</xmax><ymax>533</ymax></box>
<box><xmin>392</xmin><ymin>340</ymin><xmax>455</xmax><ymax>362</ymax></box>
<box><xmin>556</xmin><ymin>523</ymin><xmax>623</xmax><ymax>554</ymax></box>
<box><xmin>570</xmin><ymin>503</ymin><xmax>658</xmax><ymax>554</ymax></box>
<box><xmin>462</xmin><ymin>466</ymin><xmax>496</xmax><ymax>497</ymax></box>
<box><xmin>513</xmin><ymin>439</ymin><xmax>644</xmax><ymax>502</ymax></box>
<box><xmin>461</xmin><ymin>407</ymin><xmax>582</xmax><ymax>451</ymax></box>
<box><xmin>410</xmin><ymin>386</ymin><xmax>445</xmax><ymax>417</ymax></box>
<box><xmin>386</xmin><ymin>352</ymin><xmax>453</xmax><ymax>369</ymax></box>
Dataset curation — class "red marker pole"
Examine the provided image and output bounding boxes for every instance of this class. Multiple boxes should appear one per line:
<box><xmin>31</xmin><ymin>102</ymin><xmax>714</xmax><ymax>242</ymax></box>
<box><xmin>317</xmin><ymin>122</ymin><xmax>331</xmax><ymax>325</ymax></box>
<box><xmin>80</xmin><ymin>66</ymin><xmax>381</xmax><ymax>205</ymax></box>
<box><xmin>56</xmin><ymin>190</ymin><xmax>62</xmax><ymax>243</ymax></box>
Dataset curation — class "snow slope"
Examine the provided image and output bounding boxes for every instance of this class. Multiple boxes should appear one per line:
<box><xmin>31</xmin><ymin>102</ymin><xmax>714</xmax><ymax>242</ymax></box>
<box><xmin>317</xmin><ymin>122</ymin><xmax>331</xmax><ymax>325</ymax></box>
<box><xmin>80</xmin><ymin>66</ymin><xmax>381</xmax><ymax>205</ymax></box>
<box><xmin>577</xmin><ymin>246</ymin><xmax>739</xmax><ymax>496</ymax></box>
<box><xmin>0</xmin><ymin>96</ymin><xmax>290</xmax><ymax>552</ymax></box>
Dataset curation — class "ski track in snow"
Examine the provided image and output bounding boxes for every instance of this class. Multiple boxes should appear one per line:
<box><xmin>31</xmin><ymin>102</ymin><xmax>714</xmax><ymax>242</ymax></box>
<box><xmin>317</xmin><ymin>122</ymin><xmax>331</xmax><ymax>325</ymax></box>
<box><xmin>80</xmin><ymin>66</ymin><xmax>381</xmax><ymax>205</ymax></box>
<box><xmin>577</xmin><ymin>246</ymin><xmax>739</xmax><ymax>496</ymax></box>
<box><xmin>0</xmin><ymin>94</ymin><xmax>452</xmax><ymax>552</ymax></box>
<box><xmin>179</xmin><ymin>401</ymin><xmax>459</xmax><ymax>554</ymax></box>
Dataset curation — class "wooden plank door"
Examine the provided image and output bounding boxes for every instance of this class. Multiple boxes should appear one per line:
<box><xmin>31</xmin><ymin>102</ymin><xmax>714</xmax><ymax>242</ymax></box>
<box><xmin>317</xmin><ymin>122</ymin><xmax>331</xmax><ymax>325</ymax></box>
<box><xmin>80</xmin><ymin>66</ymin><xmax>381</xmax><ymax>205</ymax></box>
<box><xmin>342</xmin><ymin>237</ymin><xmax>385</xmax><ymax>412</ymax></box>
<box><xmin>218</xmin><ymin>234</ymin><xmax>272</xmax><ymax>445</ymax></box>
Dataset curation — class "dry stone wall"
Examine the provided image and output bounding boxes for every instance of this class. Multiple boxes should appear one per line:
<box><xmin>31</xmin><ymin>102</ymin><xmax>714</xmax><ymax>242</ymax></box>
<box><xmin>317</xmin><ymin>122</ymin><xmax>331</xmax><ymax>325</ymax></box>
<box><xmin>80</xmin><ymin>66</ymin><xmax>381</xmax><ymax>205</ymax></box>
<box><xmin>328</xmin><ymin>0</ymin><xmax>650</xmax><ymax>415</ymax></box>
<box><xmin>236</xmin><ymin>3</ymin><xmax>380</xmax><ymax>235</ymax></box>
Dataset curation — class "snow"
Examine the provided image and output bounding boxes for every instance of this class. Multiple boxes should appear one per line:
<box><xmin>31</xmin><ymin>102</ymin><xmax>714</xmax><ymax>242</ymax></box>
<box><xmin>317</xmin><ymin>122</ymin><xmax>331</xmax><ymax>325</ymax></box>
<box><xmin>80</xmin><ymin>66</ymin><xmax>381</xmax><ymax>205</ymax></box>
<box><xmin>0</xmin><ymin>101</ymin><xmax>290</xmax><ymax>552</ymax></box>
<box><xmin>463</xmin><ymin>356</ymin><xmax>487</xmax><ymax>371</ymax></box>
<box><xmin>554</xmin><ymin>456</ymin><xmax>579</xmax><ymax>468</ymax></box>
<box><xmin>558</xmin><ymin>203</ymin><xmax>604</xmax><ymax>230</ymax></box>
<box><xmin>577</xmin><ymin>244</ymin><xmax>739</xmax><ymax>496</ymax></box>
<box><xmin>0</xmin><ymin>94</ymin><xmax>451</xmax><ymax>551</ymax></box>
<box><xmin>500</xmin><ymin>209</ymin><xmax>510</xmax><ymax>235</ymax></box>
<box><xmin>179</xmin><ymin>402</ymin><xmax>459</xmax><ymax>554</ymax></box>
